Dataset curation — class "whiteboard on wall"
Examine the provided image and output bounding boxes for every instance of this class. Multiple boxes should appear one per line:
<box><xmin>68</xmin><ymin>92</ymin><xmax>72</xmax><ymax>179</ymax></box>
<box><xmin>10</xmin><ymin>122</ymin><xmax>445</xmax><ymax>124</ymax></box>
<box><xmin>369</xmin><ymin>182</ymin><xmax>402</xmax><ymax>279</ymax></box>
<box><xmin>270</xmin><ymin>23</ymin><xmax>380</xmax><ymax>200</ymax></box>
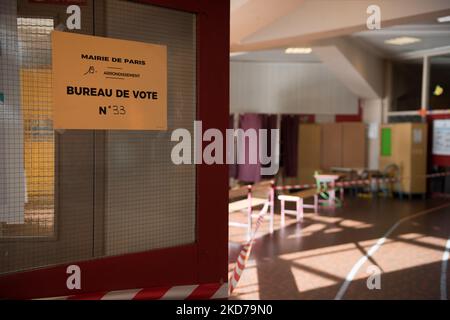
<box><xmin>433</xmin><ymin>119</ymin><xmax>450</xmax><ymax>156</ymax></box>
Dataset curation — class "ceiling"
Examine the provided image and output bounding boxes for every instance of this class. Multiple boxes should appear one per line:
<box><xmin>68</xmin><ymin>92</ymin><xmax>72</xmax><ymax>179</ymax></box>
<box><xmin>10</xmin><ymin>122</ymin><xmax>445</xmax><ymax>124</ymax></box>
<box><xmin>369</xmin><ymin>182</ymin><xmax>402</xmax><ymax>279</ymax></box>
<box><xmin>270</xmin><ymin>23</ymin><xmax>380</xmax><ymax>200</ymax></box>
<box><xmin>352</xmin><ymin>23</ymin><xmax>450</xmax><ymax>59</ymax></box>
<box><xmin>230</xmin><ymin>21</ymin><xmax>450</xmax><ymax>63</ymax></box>
<box><xmin>230</xmin><ymin>0</ymin><xmax>450</xmax><ymax>62</ymax></box>
<box><xmin>230</xmin><ymin>49</ymin><xmax>321</xmax><ymax>63</ymax></box>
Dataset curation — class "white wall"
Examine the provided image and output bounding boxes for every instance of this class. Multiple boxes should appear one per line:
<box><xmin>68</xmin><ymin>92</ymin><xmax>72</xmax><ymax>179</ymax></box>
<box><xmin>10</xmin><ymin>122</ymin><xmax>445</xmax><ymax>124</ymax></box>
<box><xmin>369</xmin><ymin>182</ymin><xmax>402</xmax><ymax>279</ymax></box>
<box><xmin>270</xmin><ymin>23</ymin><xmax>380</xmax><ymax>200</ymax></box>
<box><xmin>313</xmin><ymin>37</ymin><xmax>384</xmax><ymax>99</ymax></box>
<box><xmin>230</xmin><ymin>61</ymin><xmax>359</xmax><ymax>115</ymax></box>
<box><xmin>362</xmin><ymin>99</ymin><xmax>383</xmax><ymax>170</ymax></box>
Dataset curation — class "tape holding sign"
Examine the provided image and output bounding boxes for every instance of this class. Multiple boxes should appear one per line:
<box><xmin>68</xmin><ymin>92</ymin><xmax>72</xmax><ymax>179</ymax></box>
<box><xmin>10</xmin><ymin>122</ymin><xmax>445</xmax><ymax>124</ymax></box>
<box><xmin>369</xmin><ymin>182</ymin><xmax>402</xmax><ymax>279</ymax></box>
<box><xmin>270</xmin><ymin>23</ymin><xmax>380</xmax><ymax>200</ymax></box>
<box><xmin>52</xmin><ymin>31</ymin><xmax>167</xmax><ymax>130</ymax></box>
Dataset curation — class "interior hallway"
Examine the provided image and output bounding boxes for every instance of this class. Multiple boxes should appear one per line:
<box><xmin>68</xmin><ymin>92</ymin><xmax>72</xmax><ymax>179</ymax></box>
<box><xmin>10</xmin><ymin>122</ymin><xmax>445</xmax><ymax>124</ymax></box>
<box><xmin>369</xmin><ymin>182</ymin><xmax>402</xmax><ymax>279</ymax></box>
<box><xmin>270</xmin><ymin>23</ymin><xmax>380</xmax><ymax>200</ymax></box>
<box><xmin>229</xmin><ymin>197</ymin><xmax>450</xmax><ymax>300</ymax></box>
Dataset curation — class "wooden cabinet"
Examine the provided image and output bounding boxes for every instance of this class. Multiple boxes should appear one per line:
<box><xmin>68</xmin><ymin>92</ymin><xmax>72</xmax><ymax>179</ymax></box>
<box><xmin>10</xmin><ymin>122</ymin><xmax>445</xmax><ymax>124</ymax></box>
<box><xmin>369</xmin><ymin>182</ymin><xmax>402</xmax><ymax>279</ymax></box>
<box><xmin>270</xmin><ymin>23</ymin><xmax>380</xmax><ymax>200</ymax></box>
<box><xmin>320</xmin><ymin>122</ymin><xmax>366</xmax><ymax>170</ymax></box>
<box><xmin>296</xmin><ymin>122</ymin><xmax>366</xmax><ymax>184</ymax></box>
<box><xmin>298</xmin><ymin>124</ymin><xmax>321</xmax><ymax>184</ymax></box>
<box><xmin>342</xmin><ymin>123</ymin><xmax>367</xmax><ymax>168</ymax></box>
<box><xmin>321</xmin><ymin>123</ymin><xmax>342</xmax><ymax>170</ymax></box>
<box><xmin>379</xmin><ymin>123</ymin><xmax>427</xmax><ymax>194</ymax></box>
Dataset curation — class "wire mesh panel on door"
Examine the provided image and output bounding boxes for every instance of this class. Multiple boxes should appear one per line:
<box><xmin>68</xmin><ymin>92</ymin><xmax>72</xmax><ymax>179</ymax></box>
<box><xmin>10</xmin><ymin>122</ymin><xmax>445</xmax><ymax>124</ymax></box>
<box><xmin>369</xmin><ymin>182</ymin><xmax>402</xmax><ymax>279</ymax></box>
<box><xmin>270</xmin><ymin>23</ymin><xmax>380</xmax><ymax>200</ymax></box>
<box><xmin>0</xmin><ymin>0</ymin><xmax>98</xmax><ymax>275</ymax></box>
<box><xmin>0</xmin><ymin>0</ymin><xmax>196</xmax><ymax>276</ymax></box>
<box><xmin>103</xmin><ymin>0</ymin><xmax>197</xmax><ymax>256</ymax></box>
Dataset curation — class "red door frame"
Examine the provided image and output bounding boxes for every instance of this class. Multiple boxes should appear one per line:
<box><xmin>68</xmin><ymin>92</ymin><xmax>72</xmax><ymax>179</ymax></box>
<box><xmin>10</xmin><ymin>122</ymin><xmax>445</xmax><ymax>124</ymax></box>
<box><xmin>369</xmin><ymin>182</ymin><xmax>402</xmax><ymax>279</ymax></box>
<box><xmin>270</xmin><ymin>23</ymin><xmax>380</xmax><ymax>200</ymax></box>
<box><xmin>0</xmin><ymin>0</ymin><xmax>229</xmax><ymax>299</ymax></box>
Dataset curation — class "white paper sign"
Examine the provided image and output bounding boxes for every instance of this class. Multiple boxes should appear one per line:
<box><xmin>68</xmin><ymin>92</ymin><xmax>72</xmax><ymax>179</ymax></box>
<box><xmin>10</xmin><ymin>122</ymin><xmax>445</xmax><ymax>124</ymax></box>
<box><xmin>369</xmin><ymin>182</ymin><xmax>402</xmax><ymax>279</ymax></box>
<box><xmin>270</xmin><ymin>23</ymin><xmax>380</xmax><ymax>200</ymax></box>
<box><xmin>413</xmin><ymin>128</ymin><xmax>422</xmax><ymax>144</ymax></box>
<box><xmin>368</xmin><ymin>123</ymin><xmax>379</xmax><ymax>140</ymax></box>
<box><xmin>433</xmin><ymin>119</ymin><xmax>450</xmax><ymax>156</ymax></box>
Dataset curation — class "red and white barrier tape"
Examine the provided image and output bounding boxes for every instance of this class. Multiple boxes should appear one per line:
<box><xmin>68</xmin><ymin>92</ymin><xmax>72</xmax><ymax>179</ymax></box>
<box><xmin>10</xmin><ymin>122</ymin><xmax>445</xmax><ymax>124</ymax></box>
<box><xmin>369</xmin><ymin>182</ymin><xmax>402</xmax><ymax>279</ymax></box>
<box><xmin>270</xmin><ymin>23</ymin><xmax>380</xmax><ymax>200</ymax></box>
<box><xmin>229</xmin><ymin>176</ymin><xmax>397</xmax><ymax>293</ymax></box>
<box><xmin>42</xmin><ymin>172</ymin><xmax>450</xmax><ymax>299</ymax></box>
<box><xmin>39</xmin><ymin>282</ymin><xmax>228</xmax><ymax>300</ymax></box>
<box><xmin>426</xmin><ymin>171</ymin><xmax>450</xmax><ymax>178</ymax></box>
<box><xmin>274</xmin><ymin>177</ymin><xmax>395</xmax><ymax>191</ymax></box>
<box><xmin>274</xmin><ymin>171</ymin><xmax>450</xmax><ymax>191</ymax></box>
<box><xmin>229</xmin><ymin>202</ymin><xmax>270</xmax><ymax>295</ymax></box>
<box><xmin>229</xmin><ymin>171</ymin><xmax>450</xmax><ymax>293</ymax></box>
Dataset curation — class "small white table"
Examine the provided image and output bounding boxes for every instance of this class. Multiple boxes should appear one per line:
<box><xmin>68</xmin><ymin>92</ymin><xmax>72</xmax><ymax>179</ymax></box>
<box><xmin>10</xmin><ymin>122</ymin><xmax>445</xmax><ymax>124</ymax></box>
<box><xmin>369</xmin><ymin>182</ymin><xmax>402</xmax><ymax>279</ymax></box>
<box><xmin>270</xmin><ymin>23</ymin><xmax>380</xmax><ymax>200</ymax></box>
<box><xmin>278</xmin><ymin>189</ymin><xmax>319</xmax><ymax>226</ymax></box>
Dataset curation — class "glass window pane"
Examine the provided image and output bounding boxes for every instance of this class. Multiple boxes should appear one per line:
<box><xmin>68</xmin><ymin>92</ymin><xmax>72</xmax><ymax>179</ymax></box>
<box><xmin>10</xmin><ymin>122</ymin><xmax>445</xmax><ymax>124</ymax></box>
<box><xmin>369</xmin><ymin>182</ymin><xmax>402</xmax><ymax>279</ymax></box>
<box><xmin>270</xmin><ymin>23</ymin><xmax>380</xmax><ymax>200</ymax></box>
<box><xmin>1</xmin><ymin>14</ymin><xmax>54</xmax><ymax>237</ymax></box>
<box><xmin>102</xmin><ymin>0</ymin><xmax>197</xmax><ymax>256</ymax></box>
<box><xmin>429</xmin><ymin>54</ymin><xmax>450</xmax><ymax>111</ymax></box>
<box><xmin>391</xmin><ymin>59</ymin><xmax>422</xmax><ymax>111</ymax></box>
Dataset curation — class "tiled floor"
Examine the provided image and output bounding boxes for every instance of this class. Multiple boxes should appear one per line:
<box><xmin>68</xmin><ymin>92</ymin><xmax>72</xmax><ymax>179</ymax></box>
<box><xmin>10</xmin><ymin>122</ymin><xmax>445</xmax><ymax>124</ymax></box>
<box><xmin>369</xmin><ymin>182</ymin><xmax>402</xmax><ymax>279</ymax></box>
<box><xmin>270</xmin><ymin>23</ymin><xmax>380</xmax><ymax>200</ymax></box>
<box><xmin>229</xmin><ymin>196</ymin><xmax>450</xmax><ymax>299</ymax></box>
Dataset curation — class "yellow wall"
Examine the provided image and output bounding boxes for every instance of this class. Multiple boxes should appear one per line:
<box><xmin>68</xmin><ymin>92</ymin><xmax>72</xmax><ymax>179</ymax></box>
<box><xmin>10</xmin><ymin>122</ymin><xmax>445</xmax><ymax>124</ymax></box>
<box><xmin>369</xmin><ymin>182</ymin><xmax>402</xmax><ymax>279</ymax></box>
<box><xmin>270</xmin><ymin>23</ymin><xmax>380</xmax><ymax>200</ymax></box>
<box><xmin>21</xmin><ymin>68</ymin><xmax>54</xmax><ymax>200</ymax></box>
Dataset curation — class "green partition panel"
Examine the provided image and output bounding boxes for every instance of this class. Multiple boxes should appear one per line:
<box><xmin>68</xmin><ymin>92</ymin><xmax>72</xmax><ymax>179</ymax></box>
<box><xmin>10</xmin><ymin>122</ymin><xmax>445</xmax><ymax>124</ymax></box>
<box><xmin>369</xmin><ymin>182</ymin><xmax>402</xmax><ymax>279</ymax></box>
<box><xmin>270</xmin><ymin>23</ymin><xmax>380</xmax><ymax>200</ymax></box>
<box><xmin>381</xmin><ymin>128</ymin><xmax>392</xmax><ymax>156</ymax></box>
